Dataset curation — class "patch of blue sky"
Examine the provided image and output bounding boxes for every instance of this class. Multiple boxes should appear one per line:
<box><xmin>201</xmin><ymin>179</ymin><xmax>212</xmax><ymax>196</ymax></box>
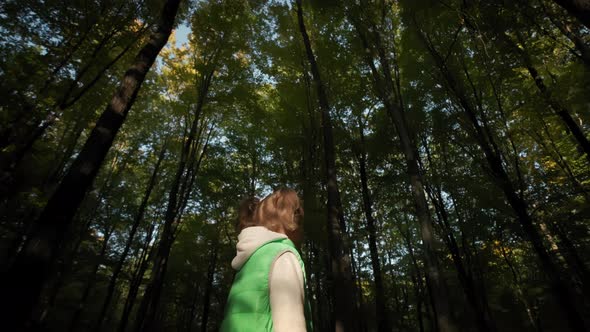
<box><xmin>174</xmin><ymin>22</ymin><xmax>191</xmax><ymax>47</ymax></box>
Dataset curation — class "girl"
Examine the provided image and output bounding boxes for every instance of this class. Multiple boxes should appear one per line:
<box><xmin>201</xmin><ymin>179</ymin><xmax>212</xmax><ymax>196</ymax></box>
<box><xmin>220</xmin><ymin>188</ymin><xmax>312</xmax><ymax>331</ymax></box>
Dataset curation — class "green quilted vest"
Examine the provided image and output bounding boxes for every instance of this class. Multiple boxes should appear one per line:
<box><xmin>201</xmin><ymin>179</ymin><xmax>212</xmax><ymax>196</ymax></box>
<box><xmin>220</xmin><ymin>238</ymin><xmax>313</xmax><ymax>331</ymax></box>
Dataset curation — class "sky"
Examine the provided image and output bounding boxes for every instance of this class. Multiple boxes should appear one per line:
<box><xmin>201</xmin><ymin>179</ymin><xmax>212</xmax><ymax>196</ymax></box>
<box><xmin>174</xmin><ymin>23</ymin><xmax>191</xmax><ymax>47</ymax></box>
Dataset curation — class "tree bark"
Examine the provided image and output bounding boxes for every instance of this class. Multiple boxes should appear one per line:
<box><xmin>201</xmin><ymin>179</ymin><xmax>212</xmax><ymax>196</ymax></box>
<box><xmin>552</xmin><ymin>0</ymin><xmax>590</xmax><ymax>29</ymax></box>
<box><xmin>295</xmin><ymin>1</ymin><xmax>358</xmax><ymax>331</ymax></box>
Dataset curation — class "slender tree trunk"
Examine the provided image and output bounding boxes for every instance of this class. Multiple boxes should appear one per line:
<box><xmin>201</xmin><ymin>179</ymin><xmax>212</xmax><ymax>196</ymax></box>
<box><xmin>68</xmin><ymin>224</ymin><xmax>115</xmax><ymax>332</ymax></box>
<box><xmin>200</xmin><ymin>233</ymin><xmax>219</xmax><ymax>332</ymax></box>
<box><xmin>545</xmin><ymin>11</ymin><xmax>590</xmax><ymax>67</ymax></box>
<box><xmin>186</xmin><ymin>279</ymin><xmax>201</xmax><ymax>332</ymax></box>
<box><xmin>0</xmin><ymin>1</ymin><xmax>181</xmax><ymax>328</ymax></box>
<box><xmin>536</xmin><ymin>120</ymin><xmax>590</xmax><ymax>201</ymax></box>
<box><xmin>117</xmin><ymin>221</ymin><xmax>158</xmax><ymax>332</ymax></box>
<box><xmin>351</xmin><ymin>15</ymin><xmax>456</xmax><ymax>332</ymax></box>
<box><xmin>422</xmin><ymin>138</ymin><xmax>496</xmax><ymax>332</ymax></box>
<box><xmin>411</xmin><ymin>271</ymin><xmax>426</xmax><ymax>332</ymax></box>
<box><xmin>295</xmin><ymin>1</ymin><xmax>358</xmax><ymax>331</ymax></box>
<box><xmin>44</xmin><ymin>117</ymin><xmax>86</xmax><ymax>188</ymax></box>
<box><xmin>498</xmin><ymin>238</ymin><xmax>543</xmax><ymax>331</ymax></box>
<box><xmin>399</xmin><ymin>223</ymin><xmax>436</xmax><ymax>332</ymax></box>
<box><xmin>135</xmin><ymin>78</ymin><xmax>212</xmax><ymax>331</ymax></box>
<box><xmin>349</xmin><ymin>240</ymin><xmax>365</xmax><ymax>332</ymax></box>
<box><xmin>552</xmin><ymin>0</ymin><xmax>590</xmax><ymax>29</ymax></box>
<box><xmin>356</xmin><ymin>123</ymin><xmax>391</xmax><ymax>332</ymax></box>
<box><xmin>500</xmin><ymin>31</ymin><xmax>590</xmax><ymax>164</ymax></box>
<box><xmin>419</xmin><ymin>28</ymin><xmax>588</xmax><ymax>331</ymax></box>
<box><xmin>93</xmin><ymin>142</ymin><xmax>167</xmax><ymax>331</ymax></box>
<box><xmin>544</xmin><ymin>220</ymin><xmax>590</xmax><ymax>305</ymax></box>
<box><xmin>524</xmin><ymin>59</ymin><xmax>590</xmax><ymax>163</ymax></box>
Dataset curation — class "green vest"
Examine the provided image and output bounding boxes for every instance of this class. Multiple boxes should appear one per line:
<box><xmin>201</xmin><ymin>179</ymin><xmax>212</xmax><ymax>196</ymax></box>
<box><xmin>220</xmin><ymin>238</ymin><xmax>313</xmax><ymax>331</ymax></box>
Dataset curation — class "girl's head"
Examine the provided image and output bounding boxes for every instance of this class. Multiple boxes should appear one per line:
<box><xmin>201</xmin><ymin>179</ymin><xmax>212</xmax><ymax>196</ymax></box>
<box><xmin>237</xmin><ymin>188</ymin><xmax>304</xmax><ymax>246</ymax></box>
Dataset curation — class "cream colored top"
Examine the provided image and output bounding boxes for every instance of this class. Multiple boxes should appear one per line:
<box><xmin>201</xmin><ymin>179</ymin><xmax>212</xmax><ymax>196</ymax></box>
<box><xmin>231</xmin><ymin>226</ymin><xmax>307</xmax><ymax>332</ymax></box>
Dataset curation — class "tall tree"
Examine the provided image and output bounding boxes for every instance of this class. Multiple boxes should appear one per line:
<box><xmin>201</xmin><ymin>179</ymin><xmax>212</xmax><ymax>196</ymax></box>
<box><xmin>415</xmin><ymin>17</ymin><xmax>588</xmax><ymax>331</ymax></box>
<box><xmin>354</xmin><ymin>118</ymin><xmax>391</xmax><ymax>332</ymax></box>
<box><xmin>295</xmin><ymin>0</ymin><xmax>359</xmax><ymax>330</ymax></box>
<box><xmin>347</xmin><ymin>2</ymin><xmax>457</xmax><ymax>330</ymax></box>
<box><xmin>0</xmin><ymin>0</ymin><xmax>182</xmax><ymax>327</ymax></box>
<box><xmin>93</xmin><ymin>140</ymin><xmax>167</xmax><ymax>331</ymax></box>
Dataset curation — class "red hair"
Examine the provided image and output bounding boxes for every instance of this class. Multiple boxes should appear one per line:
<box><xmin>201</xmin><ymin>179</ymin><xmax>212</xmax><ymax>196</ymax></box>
<box><xmin>236</xmin><ymin>188</ymin><xmax>303</xmax><ymax>233</ymax></box>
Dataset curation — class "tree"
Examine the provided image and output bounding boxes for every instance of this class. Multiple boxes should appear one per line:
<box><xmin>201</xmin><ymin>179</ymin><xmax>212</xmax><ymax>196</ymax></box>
<box><xmin>0</xmin><ymin>0</ymin><xmax>182</xmax><ymax>327</ymax></box>
<box><xmin>552</xmin><ymin>0</ymin><xmax>590</xmax><ymax>29</ymax></box>
<box><xmin>295</xmin><ymin>0</ymin><xmax>359</xmax><ymax>330</ymax></box>
<box><xmin>347</xmin><ymin>2</ymin><xmax>457</xmax><ymax>330</ymax></box>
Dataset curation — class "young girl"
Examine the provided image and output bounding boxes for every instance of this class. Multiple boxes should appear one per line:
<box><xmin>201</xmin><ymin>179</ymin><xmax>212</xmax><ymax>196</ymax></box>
<box><xmin>220</xmin><ymin>188</ymin><xmax>312</xmax><ymax>331</ymax></box>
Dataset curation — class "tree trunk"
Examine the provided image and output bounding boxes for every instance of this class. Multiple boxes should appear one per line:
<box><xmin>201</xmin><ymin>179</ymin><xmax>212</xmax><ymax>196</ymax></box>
<box><xmin>44</xmin><ymin>117</ymin><xmax>86</xmax><ymax>188</ymax></box>
<box><xmin>134</xmin><ymin>76</ymin><xmax>212</xmax><ymax>331</ymax></box>
<box><xmin>0</xmin><ymin>0</ymin><xmax>181</xmax><ymax>328</ymax></box>
<box><xmin>351</xmin><ymin>15</ymin><xmax>457</xmax><ymax>332</ymax></box>
<box><xmin>356</xmin><ymin>123</ymin><xmax>391</xmax><ymax>332</ymax></box>
<box><xmin>68</xmin><ymin>224</ymin><xmax>115</xmax><ymax>332</ymax></box>
<box><xmin>117</xmin><ymin>221</ymin><xmax>159</xmax><ymax>332</ymax></box>
<box><xmin>349</xmin><ymin>239</ymin><xmax>366</xmax><ymax>332</ymax></box>
<box><xmin>498</xmin><ymin>237</ymin><xmax>543</xmax><ymax>331</ymax></box>
<box><xmin>503</xmin><ymin>31</ymin><xmax>590</xmax><ymax>164</ymax></box>
<box><xmin>399</xmin><ymin>223</ymin><xmax>434</xmax><ymax>332</ymax></box>
<box><xmin>93</xmin><ymin>142</ymin><xmax>167</xmax><ymax>331</ymax></box>
<box><xmin>524</xmin><ymin>59</ymin><xmax>590</xmax><ymax>163</ymax></box>
<box><xmin>552</xmin><ymin>0</ymin><xmax>590</xmax><ymax>29</ymax></box>
<box><xmin>200</xmin><ymin>232</ymin><xmax>219</xmax><ymax>332</ymax></box>
<box><xmin>422</xmin><ymin>138</ymin><xmax>496</xmax><ymax>332</ymax></box>
<box><xmin>295</xmin><ymin>1</ymin><xmax>358</xmax><ymax>331</ymax></box>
